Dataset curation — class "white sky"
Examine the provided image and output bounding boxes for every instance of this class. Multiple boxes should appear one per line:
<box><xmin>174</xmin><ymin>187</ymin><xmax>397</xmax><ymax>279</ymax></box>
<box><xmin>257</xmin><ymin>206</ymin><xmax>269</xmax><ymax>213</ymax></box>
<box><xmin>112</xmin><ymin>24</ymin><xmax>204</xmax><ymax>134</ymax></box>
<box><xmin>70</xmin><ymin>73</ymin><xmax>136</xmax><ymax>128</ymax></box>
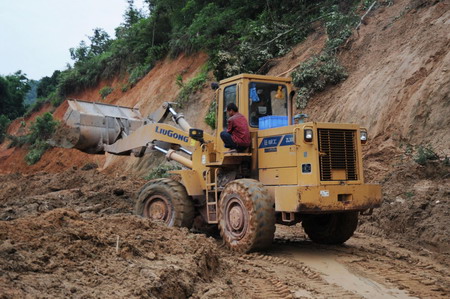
<box><xmin>0</xmin><ymin>0</ymin><xmax>146</xmax><ymax>80</ymax></box>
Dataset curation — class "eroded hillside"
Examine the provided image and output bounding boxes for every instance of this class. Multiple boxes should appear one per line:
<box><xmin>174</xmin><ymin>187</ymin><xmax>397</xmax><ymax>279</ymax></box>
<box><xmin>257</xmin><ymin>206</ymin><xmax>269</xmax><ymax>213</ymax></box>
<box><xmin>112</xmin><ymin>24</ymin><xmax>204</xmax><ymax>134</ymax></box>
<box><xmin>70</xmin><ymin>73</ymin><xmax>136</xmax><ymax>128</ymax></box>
<box><xmin>1</xmin><ymin>0</ymin><xmax>449</xmax><ymax>298</ymax></box>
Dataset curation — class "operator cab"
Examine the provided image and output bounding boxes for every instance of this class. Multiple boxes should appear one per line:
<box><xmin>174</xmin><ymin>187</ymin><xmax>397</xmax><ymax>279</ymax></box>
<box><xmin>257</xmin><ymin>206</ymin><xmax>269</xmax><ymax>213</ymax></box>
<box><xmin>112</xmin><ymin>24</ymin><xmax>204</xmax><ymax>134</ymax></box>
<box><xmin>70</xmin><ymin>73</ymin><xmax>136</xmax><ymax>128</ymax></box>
<box><xmin>215</xmin><ymin>74</ymin><xmax>294</xmax><ymax>154</ymax></box>
<box><xmin>216</xmin><ymin>74</ymin><xmax>294</xmax><ymax>133</ymax></box>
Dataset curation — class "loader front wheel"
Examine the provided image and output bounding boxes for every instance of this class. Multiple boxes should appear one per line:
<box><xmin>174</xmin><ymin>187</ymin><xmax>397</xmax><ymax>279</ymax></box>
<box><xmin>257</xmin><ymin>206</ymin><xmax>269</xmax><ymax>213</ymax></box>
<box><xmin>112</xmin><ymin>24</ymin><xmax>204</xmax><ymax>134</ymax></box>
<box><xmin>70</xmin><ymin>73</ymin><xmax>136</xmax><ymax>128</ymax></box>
<box><xmin>302</xmin><ymin>212</ymin><xmax>358</xmax><ymax>245</ymax></box>
<box><xmin>135</xmin><ymin>178</ymin><xmax>194</xmax><ymax>228</ymax></box>
<box><xmin>218</xmin><ymin>179</ymin><xmax>275</xmax><ymax>253</ymax></box>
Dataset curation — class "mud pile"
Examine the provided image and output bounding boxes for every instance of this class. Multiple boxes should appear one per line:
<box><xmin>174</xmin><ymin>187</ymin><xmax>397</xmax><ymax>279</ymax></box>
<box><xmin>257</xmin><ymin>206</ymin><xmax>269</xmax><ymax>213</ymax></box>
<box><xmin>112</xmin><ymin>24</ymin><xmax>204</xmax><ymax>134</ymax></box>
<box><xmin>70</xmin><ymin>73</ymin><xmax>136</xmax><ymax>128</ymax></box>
<box><xmin>359</xmin><ymin>157</ymin><xmax>450</xmax><ymax>257</ymax></box>
<box><xmin>0</xmin><ymin>209</ymin><xmax>220</xmax><ymax>298</ymax></box>
<box><xmin>0</xmin><ymin>168</ymin><xmax>235</xmax><ymax>298</ymax></box>
<box><xmin>0</xmin><ymin>167</ymin><xmax>144</xmax><ymax>221</ymax></box>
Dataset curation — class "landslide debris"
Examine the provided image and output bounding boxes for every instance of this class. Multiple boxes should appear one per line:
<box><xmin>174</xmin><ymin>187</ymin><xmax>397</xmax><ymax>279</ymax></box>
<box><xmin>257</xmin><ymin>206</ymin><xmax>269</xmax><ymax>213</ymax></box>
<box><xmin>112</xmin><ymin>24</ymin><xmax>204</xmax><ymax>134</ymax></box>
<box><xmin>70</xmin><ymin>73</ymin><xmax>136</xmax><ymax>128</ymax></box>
<box><xmin>0</xmin><ymin>209</ymin><xmax>220</xmax><ymax>298</ymax></box>
<box><xmin>0</xmin><ymin>168</ymin><xmax>144</xmax><ymax>221</ymax></box>
<box><xmin>0</xmin><ymin>168</ymin><xmax>226</xmax><ymax>298</ymax></box>
<box><xmin>359</xmin><ymin>157</ymin><xmax>450</xmax><ymax>259</ymax></box>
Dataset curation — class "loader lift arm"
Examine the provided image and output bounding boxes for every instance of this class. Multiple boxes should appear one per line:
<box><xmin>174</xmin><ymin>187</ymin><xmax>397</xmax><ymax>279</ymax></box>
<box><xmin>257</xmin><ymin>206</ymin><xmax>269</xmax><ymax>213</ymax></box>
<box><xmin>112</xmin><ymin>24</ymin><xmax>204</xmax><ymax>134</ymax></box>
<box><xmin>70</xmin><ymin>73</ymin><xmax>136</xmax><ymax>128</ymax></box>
<box><xmin>61</xmin><ymin>99</ymin><xmax>213</xmax><ymax>168</ymax></box>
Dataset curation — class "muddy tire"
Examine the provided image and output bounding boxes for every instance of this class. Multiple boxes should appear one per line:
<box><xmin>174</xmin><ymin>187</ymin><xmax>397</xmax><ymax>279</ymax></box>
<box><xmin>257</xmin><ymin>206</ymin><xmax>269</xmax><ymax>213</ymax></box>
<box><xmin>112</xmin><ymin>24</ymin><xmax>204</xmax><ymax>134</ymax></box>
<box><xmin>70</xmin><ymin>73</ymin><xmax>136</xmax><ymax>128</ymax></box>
<box><xmin>135</xmin><ymin>178</ymin><xmax>194</xmax><ymax>228</ymax></box>
<box><xmin>218</xmin><ymin>179</ymin><xmax>275</xmax><ymax>253</ymax></box>
<box><xmin>302</xmin><ymin>212</ymin><xmax>358</xmax><ymax>245</ymax></box>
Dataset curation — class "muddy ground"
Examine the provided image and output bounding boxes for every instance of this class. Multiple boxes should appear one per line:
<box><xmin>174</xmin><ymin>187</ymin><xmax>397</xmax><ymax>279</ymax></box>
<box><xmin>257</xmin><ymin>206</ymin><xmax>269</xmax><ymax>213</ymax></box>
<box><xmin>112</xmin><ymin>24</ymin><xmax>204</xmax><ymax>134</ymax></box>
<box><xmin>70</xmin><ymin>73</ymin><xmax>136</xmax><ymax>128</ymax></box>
<box><xmin>0</xmin><ymin>157</ymin><xmax>449</xmax><ymax>299</ymax></box>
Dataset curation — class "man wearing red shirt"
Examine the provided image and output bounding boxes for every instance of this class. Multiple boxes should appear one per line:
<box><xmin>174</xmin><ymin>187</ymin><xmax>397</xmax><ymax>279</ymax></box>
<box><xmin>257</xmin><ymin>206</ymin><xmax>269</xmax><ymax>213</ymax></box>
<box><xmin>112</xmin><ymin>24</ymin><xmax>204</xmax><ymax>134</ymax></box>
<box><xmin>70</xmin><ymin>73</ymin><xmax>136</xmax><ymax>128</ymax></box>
<box><xmin>220</xmin><ymin>103</ymin><xmax>251</xmax><ymax>153</ymax></box>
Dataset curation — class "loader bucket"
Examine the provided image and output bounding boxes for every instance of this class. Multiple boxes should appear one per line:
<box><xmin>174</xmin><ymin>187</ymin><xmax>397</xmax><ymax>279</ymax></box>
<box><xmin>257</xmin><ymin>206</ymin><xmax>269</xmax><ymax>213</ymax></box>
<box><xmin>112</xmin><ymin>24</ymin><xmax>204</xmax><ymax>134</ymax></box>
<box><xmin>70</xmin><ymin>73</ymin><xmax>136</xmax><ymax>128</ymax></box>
<box><xmin>53</xmin><ymin>99</ymin><xmax>146</xmax><ymax>154</ymax></box>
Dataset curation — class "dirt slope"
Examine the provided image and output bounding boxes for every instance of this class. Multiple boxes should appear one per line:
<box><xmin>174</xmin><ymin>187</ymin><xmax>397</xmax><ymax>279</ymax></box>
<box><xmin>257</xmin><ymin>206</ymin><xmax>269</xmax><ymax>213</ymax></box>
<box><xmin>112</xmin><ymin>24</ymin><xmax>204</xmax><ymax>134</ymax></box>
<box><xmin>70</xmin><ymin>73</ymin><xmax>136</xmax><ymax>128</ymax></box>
<box><xmin>1</xmin><ymin>1</ymin><xmax>450</xmax><ymax>298</ymax></box>
<box><xmin>306</xmin><ymin>0</ymin><xmax>450</xmax><ymax>156</ymax></box>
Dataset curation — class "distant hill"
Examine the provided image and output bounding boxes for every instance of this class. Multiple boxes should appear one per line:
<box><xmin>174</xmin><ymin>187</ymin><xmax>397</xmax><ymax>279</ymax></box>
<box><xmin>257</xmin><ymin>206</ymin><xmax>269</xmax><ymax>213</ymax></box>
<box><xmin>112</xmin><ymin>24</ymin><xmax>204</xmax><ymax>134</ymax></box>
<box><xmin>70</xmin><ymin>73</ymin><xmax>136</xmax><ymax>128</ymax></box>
<box><xmin>24</xmin><ymin>79</ymin><xmax>39</xmax><ymax>106</ymax></box>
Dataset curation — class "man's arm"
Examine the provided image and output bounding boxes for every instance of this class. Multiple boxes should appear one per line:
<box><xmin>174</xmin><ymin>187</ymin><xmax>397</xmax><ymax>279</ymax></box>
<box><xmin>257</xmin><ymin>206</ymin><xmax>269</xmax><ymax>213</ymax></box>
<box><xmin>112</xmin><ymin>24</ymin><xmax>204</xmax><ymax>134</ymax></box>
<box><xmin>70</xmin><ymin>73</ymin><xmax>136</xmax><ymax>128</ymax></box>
<box><xmin>227</xmin><ymin>116</ymin><xmax>234</xmax><ymax>133</ymax></box>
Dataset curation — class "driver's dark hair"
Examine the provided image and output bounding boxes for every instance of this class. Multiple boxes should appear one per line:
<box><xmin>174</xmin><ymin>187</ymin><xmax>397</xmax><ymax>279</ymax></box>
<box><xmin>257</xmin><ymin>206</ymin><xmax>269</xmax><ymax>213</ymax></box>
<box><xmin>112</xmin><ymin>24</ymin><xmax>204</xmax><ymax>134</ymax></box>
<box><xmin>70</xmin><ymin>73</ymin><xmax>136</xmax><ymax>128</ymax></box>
<box><xmin>226</xmin><ymin>103</ymin><xmax>238</xmax><ymax>112</ymax></box>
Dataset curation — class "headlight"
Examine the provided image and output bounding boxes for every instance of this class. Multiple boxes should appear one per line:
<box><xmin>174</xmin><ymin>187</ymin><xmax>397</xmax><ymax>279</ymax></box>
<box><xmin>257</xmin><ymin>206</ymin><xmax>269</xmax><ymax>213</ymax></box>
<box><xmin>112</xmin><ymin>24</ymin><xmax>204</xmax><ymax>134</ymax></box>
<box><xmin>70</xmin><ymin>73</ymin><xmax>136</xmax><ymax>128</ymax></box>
<box><xmin>360</xmin><ymin>130</ymin><xmax>367</xmax><ymax>144</ymax></box>
<box><xmin>304</xmin><ymin>128</ymin><xmax>313</xmax><ymax>142</ymax></box>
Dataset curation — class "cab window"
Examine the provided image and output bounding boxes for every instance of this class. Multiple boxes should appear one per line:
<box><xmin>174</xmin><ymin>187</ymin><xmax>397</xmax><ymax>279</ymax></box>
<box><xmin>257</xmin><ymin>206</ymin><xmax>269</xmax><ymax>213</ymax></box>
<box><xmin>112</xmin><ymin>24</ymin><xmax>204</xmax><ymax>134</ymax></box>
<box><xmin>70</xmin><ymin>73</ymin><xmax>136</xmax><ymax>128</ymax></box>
<box><xmin>223</xmin><ymin>84</ymin><xmax>237</xmax><ymax>129</ymax></box>
<box><xmin>248</xmin><ymin>82</ymin><xmax>287</xmax><ymax>127</ymax></box>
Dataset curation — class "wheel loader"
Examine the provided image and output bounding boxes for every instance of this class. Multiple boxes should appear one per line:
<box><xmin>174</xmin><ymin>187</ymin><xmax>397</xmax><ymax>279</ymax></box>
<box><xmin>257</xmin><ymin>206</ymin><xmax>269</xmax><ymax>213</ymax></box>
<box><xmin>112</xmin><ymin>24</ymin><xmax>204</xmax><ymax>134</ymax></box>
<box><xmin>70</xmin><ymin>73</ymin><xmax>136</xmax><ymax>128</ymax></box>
<box><xmin>60</xmin><ymin>73</ymin><xmax>382</xmax><ymax>252</ymax></box>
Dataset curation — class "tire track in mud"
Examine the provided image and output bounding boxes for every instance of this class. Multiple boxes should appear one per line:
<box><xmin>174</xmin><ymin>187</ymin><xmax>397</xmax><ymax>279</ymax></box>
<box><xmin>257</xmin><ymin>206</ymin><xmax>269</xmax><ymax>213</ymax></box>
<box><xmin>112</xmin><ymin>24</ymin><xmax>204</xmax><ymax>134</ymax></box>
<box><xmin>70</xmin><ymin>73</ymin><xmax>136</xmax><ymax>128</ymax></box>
<box><xmin>269</xmin><ymin>232</ymin><xmax>449</xmax><ymax>299</ymax></box>
<box><xmin>337</xmin><ymin>236</ymin><xmax>450</xmax><ymax>298</ymax></box>
<box><xmin>225</xmin><ymin>252</ymin><xmax>362</xmax><ymax>299</ymax></box>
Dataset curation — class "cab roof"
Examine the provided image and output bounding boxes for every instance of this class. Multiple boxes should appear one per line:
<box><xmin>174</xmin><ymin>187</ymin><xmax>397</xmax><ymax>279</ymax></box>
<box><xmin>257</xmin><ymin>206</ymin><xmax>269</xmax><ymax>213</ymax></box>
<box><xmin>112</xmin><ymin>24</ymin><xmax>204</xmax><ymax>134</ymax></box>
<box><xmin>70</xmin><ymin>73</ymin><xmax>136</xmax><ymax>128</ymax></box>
<box><xmin>219</xmin><ymin>73</ymin><xmax>292</xmax><ymax>85</ymax></box>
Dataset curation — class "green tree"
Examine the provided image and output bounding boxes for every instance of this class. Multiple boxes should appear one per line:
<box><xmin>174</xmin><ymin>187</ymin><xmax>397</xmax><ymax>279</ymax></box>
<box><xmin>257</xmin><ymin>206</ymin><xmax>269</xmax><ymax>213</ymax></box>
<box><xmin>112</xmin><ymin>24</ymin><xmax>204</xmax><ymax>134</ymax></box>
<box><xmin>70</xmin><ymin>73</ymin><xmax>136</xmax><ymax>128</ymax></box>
<box><xmin>89</xmin><ymin>28</ymin><xmax>112</xmax><ymax>56</ymax></box>
<box><xmin>0</xmin><ymin>71</ymin><xmax>29</xmax><ymax>119</ymax></box>
<box><xmin>0</xmin><ymin>114</ymin><xmax>10</xmax><ymax>143</ymax></box>
<box><xmin>123</xmin><ymin>0</ymin><xmax>144</xmax><ymax>28</ymax></box>
<box><xmin>24</xmin><ymin>79</ymin><xmax>39</xmax><ymax>106</ymax></box>
<box><xmin>29</xmin><ymin>112</ymin><xmax>58</xmax><ymax>143</ymax></box>
<box><xmin>69</xmin><ymin>40</ymin><xmax>90</xmax><ymax>63</ymax></box>
<box><xmin>37</xmin><ymin>70</ymin><xmax>61</xmax><ymax>98</ymax></box>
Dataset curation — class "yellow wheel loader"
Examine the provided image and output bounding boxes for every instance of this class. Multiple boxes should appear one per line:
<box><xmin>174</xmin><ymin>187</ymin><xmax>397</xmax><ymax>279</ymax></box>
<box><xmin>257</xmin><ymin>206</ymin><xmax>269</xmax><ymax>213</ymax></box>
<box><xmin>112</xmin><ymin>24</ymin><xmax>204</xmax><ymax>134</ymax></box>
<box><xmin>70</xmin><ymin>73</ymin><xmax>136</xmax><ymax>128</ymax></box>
<box><xmin>60</xmin><ymin>74</ymin><xmax>382</xmax><ymax>252</ymax></box>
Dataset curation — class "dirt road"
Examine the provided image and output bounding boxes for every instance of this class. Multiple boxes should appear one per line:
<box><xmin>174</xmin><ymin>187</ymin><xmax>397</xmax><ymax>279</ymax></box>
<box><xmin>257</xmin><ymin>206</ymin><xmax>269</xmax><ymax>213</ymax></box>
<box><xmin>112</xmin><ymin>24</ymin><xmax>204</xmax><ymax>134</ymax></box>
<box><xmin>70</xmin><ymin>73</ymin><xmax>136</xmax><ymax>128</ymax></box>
<box><xmin>217</xmin><ymin>226</ymin><xmax>449</xmax><ymax>299</ymax></box>
<box><xmin>0</xmin><ymin>168</ymin><xmax>449</xmax><ymax>298</ymax></box>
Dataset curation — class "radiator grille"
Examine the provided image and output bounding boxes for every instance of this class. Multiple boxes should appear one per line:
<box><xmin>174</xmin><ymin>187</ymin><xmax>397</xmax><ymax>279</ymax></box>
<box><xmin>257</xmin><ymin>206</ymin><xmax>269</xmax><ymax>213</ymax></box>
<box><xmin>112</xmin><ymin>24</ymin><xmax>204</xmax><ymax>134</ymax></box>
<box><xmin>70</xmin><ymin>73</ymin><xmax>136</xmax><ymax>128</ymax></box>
<box><xmin>318</xmin><ymin>129</ymin><xmax>358</xmax><ymax>181</ymax></box>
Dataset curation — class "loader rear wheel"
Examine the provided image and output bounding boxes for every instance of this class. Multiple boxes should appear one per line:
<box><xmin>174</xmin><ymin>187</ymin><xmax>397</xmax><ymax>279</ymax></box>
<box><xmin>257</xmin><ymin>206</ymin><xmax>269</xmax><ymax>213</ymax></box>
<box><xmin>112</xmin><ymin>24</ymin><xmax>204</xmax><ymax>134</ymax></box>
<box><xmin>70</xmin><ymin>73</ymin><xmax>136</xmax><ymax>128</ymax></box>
<box><xmin>135</xmin><ymin>178</ymin><xmax>194</xmax><ymax>228</ymax></box>
<box><xmin>302</xmin><ymin>212</ymin><xmax>358</xmax><ymax>245</ymax></box>
<box><xmin>218</xmin><ymin>179</ymin><xmax>275</xmax><ymax>253</ymax></box>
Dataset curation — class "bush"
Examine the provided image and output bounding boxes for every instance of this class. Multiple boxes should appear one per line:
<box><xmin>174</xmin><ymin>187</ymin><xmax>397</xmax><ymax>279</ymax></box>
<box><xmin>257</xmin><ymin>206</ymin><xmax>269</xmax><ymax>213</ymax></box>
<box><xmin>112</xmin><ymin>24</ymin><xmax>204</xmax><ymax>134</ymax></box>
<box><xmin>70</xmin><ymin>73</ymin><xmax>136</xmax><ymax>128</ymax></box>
<box><xmin>25</xmin><ymin>140</ymin><xmax>50</xmax><ymax>165</ymax></box>
<box><xmin>7</xmin><ymin>135</ymin><xmax>30</xmax><ymax>148</ymax></box>
<box><xmin>324</xmin><ymin>5</ymin><xmax>359</xmax><ymax>54</ymax></box>
<box><xmin>0</xmin><ymin>115</ymin><xmax>11</xmax><ymax>143</ymax></box>
<box><xmin>8</xmin><ymin>112</ymin><xmax>59</xmax><ymax>165</ymax></box>
<box><xmin>145</xmin><ymin>163</ymin><xmax>181</xmax><ymax>180</ymax></box>
<box><xmin>121</xmin><ymin>84</ymin><xmax>129</xmax><ymax>93</ymax></box>
<box><xmin>204</xmin><ymin>100</ymin><xmax>216</xmax><ymax>130</ymax></box>
<box><xmin>175</xmin><ymin>70</ymin><xmax>208</xmax><ymax>106</ymax></box>
<box><xmin>292</xmin><ymin>54</ymin><xmax>347</xmax><ymax>108</ymax></box>
<box><xmin>99</xmin><ymin>86</ymin><xmax>113</xmax><ymax>99</ymax></box>
<box><xmin>414</xmin><ymin>145</ymin><xmax>439</xmax><ymax>165</ymax></box>
<box><xmin>128</xmin><ymin>64</ymin><xmax>152</xmax><ymax>87</ymax></box>
<box><xmin>29</xmin><ymin>112</ymin><xmax>58</xmax><ymax>144</ymax></box>
<box><xmin>49</xmin><ymin>91</ymin><xmax>64</xmax><ymax>107</ymax></box>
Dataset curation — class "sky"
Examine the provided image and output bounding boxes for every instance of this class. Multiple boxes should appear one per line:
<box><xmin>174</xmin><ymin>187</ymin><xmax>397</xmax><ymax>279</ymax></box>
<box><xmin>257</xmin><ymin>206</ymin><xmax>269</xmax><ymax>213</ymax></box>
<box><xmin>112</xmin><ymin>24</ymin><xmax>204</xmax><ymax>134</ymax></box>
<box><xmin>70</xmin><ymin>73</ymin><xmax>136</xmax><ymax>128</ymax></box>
<box><xmin>0</xmin><ymin>0</ymin><xmax>146</xmax><ymax>80</ymax></box>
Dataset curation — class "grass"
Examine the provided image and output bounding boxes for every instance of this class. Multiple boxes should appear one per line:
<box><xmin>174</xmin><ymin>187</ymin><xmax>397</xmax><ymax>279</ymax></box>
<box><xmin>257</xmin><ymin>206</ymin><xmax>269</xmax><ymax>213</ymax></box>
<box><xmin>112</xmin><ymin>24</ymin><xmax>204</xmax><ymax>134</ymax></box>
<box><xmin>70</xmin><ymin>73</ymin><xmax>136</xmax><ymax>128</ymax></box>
<box><xmin>414</xmin><ymin>145</ymin><xmax>439</xmax><ymax>165</ymax></box>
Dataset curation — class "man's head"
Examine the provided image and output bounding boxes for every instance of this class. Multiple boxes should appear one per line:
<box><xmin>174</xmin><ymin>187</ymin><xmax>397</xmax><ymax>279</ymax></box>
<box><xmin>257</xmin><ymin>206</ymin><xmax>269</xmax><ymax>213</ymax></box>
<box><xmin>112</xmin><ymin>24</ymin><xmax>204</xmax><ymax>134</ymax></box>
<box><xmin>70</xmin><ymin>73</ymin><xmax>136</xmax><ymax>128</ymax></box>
<box><xmin>226</xmin><ymin>103</ymin><xmax>238</xmax><ymax>117</ymax></box>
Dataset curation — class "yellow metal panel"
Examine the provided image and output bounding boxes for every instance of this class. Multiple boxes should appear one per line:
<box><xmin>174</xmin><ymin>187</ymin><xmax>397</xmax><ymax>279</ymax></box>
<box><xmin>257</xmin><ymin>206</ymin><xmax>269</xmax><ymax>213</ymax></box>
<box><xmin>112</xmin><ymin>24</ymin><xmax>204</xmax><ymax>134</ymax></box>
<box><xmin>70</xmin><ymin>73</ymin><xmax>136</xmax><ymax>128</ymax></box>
<box><xmin>271</xmin><ymin>184</ymin><xmax>382</xmax><ymax>212</ymax></box>
<box><xmin>258</xmin><ymin>144</ymin><xmax>296</xmax><ymax>168</ymax></box>
<box><xmin>295</xmin><ymin>126</ymin><xmax>320</xmax><ymax>186</ymax></box>
<box><xmin>257</xmin><ymin>126</ymin><xmax>297</xmax><ymax>169</ymax></box>
<box><xmin>259</xmin><ymin>167</ymin><xmax>297</xmax><ymax>185</ymax></box>
<box><xmin>170</xmin><ymin>170</ymin><xmax>204</xmax><ymax>196</ymax></box>
<box><xmin>297</xmin><ymin>184</ymin><xmax>382</xmax><ymax>212</ymax></box>
<box><xmin>275</xmin><ymin>186</ymin><xmax>299</xmax><ymax>211</ymax></box>
<box><xmin>220</xmin><ymin>73</ymin><xmax>292</xmax><ymax>85</ymax></box>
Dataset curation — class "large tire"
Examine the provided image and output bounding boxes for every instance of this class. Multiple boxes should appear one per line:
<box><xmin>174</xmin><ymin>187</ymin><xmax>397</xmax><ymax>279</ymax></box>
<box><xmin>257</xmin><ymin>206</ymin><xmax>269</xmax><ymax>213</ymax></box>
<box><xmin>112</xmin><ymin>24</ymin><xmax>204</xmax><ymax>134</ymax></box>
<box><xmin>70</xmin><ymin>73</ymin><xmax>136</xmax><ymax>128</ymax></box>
<box><xmin>218</xmin><ymin>179</ymin><xmax>275</xmax><ymax>253</ymax></box>
<box><xmin>135</xmin><ymin>178</ymin><xmax>194</xmax><ymax>228</ymax></box>
<box><xmin>302</xmin><ymin>212</ymin><xmax>358</xmax><ymax>245</ymax></box>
